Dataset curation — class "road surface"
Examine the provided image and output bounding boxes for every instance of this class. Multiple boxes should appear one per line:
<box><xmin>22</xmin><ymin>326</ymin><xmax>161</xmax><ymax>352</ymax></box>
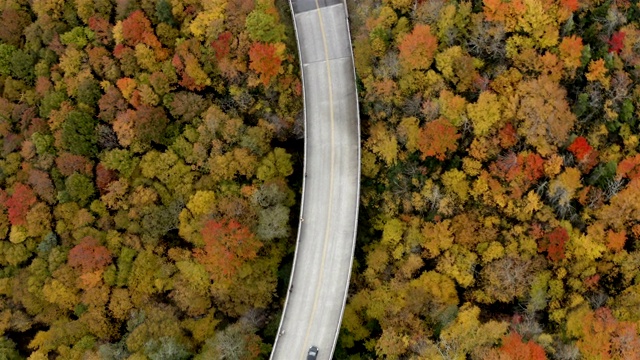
<box><xmin>270</xmin><ymin>0</ymin><xmax>360</xmax><ymax>359</ymax></box>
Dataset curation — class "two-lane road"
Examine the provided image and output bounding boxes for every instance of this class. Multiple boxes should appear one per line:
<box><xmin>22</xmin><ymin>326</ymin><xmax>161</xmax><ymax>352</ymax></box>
<box><xmin>270</xmin><ymin>0</ymin><xmax>360</xmax><ymax>359</ymax></box>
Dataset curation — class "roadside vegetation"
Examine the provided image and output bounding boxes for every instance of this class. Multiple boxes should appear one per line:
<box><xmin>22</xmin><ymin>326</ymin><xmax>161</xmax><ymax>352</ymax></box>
<box><xmin>0</xmin><ymin>0</ymin><xmax>302</xmax><ymax>357</ymax></box>
<box><xmin>340</xmin><ymin>0</ymin><xmax>640</xmax><ymax>358</ymax></box>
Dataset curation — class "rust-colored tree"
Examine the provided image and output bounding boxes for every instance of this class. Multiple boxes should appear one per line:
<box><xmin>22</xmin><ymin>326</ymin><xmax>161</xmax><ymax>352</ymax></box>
<box><xmin>96</xmin><ymin>163</ymin><xmax>118</xmax><ymax>194</ymax></box>
<box><xmin>538</xmin><ymin>226</ymin><xmax>568</xmax><ymax>262</ymax></box>
<box><xmin>398</xmin><ymin>24</ymin><xmax>438</xmax><ymax>71</ymax></box>
<box><xmin>68</xmin><ymin>236</ymin><xmax>113</xmax><ymax>273</ymax></box>
<box><xmin>496</xmin><ymin>332</ymin><xmax>547</xmax><ymax>360</ymax></box>
<box><xmin>211</xmin><ymin>31</ymin><xmax>233</xmax><ymax>60</ymax></box>
<box><xmin>617</xmin><ymin>154</ymin><xmax>640</xmax><ymax>180</ymax></box>
<box><xmin>249</xmin><ymin>42</ymin><xmax>283</xmax><ymax>86</ymax></box>
<box><xmin>417</xmin><ymin>118</ymin><xmax>460</xmax><ymax>161</ymax></box>
<box><xmin>120</xmin><ymin>10</ymin><xmax>161</xmax><ymax>48</ymax></box>
<box><xmin>194</xmin><ymin>219</ymin><xmax>263</xmax><ymax>280</ymax></box>
<box><xmin>3</xmin><ymin>183</ymin><xmax>37</xmax><ymax>226</ymax></box>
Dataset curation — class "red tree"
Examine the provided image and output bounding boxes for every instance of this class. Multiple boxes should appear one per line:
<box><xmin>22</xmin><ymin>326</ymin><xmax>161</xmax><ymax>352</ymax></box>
<box><xmin>194</xmin><ymin>218</ymin><xmax>263</xmax><ymax>280</ymax></box>
<box><xmin>498</xmin><ymin>332</ymin><xmax>547</xmax><ymax>360</ymax></box>
<box><xmin>211</xmin><ymin>31</ymin><xmax>233</xmax><ymax>60</ymax></box>
<box><xmin>4</xmin><ymin>183</ymin><xmax>37</xmax><ymax>226</ymax></box>
<box><xmin>417</xmin><ymin>118</ymin><xmax>460</xmax><ymax>161</ymax></box>
<box><xmin>568</xmin><ymin>137</ymin><xmax>593</xmax><ymax>162</ymax></box>
<box><xmin>68</xmin><ymin>236</ymin><xmax>113</xmax><ymax>273</ymax></box>
<box><xmin>538</xmin><ymin>226</ymin><xmax>569</xmax><ymax>262</ymax></box>
<box><xmin>608</xmin><ymin>31</ymin><xmax>626</xmax><ymax>54</ymax></box>
<box><xmin>249</xmin><ymin>42</ymin><xmax>283</xmax><ymax>86</ymax></box>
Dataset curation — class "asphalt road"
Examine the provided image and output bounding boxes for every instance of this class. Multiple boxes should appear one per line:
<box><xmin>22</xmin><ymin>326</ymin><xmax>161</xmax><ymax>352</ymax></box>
<box><xmin>270</xmin><ymin>1</ymin><xmax>360</xmax><ymax>359</ymax></box>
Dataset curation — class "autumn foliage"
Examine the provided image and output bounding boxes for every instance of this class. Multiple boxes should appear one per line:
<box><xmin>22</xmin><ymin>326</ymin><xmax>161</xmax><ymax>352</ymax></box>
<box><xmin>493</xmin><ymin>332</ymin><xmax>547</xmax><ymax>360</ymax></box>
<box><xmin>120</xmin><ymin>10</ymin><xmax>160</xmax><ymax>48</ymax></box>
<box><xmin>194</xmin><ymin>218</ymin><xmax>263</xmax><ymax>280</ymax></box>
<box><xmin>68</xmin><ymin>236</ymin><xmax>113</xmax><ymax>273</ymax></box>
<box><xmin>417</xmin><ymin>118</ymin><xmax>460</xmax><ymax>161</ymax></box>
<box><xmin>538</xmin><ymin>226</ymin><xmax>568</xmax><ymax>262</ymax></box>
<box><xmin>398</xmin><ymin>24</ymin><xmax>438</xmax><ymax>71</ymax></box>
<box><xmin>249</xmin><ymin>42</ymin><xmax>283</xmax><ymax>86</ymax></box>
<box><xmin>3</xmin><ymin>183</ymin><xmax>36</xmax><ymax>226</ymax></box>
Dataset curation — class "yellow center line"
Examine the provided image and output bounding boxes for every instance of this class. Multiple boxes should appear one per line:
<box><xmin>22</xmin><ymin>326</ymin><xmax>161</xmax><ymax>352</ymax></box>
<box><xmin>300</xmin><ymin>0</ymin><xmax>336</xmax><ymax>358</ymax></box>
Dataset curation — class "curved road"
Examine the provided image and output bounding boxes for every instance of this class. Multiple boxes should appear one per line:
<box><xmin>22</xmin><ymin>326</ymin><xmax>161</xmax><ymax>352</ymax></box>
<box><xmin>270</xmin><ymin>0</ymin><xmax>360</xmax><ymax>359</ymax></box>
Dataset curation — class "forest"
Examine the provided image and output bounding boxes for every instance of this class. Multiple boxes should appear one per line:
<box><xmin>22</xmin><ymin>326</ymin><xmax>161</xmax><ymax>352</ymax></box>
<box><xmin>0</xmin><ymin>0</ymin><xmax>303</xmax><ymax>358</ymax></box>
<box><xmin>0</xmin><ymin>0</ymin><xmax>640</xmax><ymax>358</ymax></box>
<box><xmin>338</xmin><ymin>0</ymin><xmax>640</xmax><ymax>358</ymax></box>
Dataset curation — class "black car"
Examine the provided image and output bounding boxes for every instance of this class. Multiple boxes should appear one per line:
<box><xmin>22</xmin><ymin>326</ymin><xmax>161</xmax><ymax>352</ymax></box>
<box><xmin>307</xmin><ymin>346</ymin><xmax>319</xmax><ymax>360</ymax></box>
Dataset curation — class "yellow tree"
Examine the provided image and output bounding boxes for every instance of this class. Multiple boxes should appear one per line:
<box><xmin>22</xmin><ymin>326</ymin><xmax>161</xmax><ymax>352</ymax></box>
<box><xmin>515</xmin><ymin>76</ymin><xmax>576</xmax><ymax>156</ymax></box>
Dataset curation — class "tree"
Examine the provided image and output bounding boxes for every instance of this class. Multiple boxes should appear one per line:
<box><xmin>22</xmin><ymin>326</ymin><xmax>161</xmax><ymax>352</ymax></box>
<box><xmin>119</xmin><ymin>10</ymin><xmax>161</xmax><ymax>49</ymax></box>
<box><xmin>255</xmin><ymin>204</ymin><xmax>290</xmax><ymax>241</ymax></box>
<box><xmin>480</xmin><ymin>256</ymin><xmax>538</xmax><ymax>303</ymax></box>
<box><xmin>398</xmin><ymin>24</ymin><xmax>438</xmax><ymax>71</ymax></box>
<box><xmin>366</xmin><ymin>122</ymin><xmax>398</xmax><ymax>165</ymax></box>
<box><xmin>62</xmin><ymin>111</ymin><xmax>98</xmax><ymax>157</ymax></box>
<box><xmin>249</xmin><ymin>42</ymin><xmax>283</xmax><ymax>87</ymax></box>
<box><xmin>244</xmin><ymin>0</ymin><xmax>285</xmax><ymax>43</ymax></box>
<box><xmin>538</xmin><ymin>226</ymin><xmax>568</xmax><ymax>262</ymax></box>
<box><xmin>56</xmin><ymin>152</ymin><xmax>93</xmax><ymax>177</ymax></box>
<box><xmin>3</xmin><ymin>183</ymin><xmax>37</xmax><ymax>226</ymax></box>
<box><xmin>65</xmin><ymin>172</ymin><xmax>96</xmax><ymax>206</ymax></box>
<box><xmin>195</xmin><ymin>321</ymin><xmax>261</xmax><ymax>360</ymax></box>
<box><xmin>568</xmin><ymin>306</ymin><xmax>640</xmax><ymax>360</ymax></box>
<box><xmin>211</xmin><ymin>31</ymin><xmax>233</xmax><ymax>60</ymax></box>
<box><xmin>468</xmin><ymin>91</ymin><xmax>503</xmax><ymax>136</ymax></box>
<box><xmin>155</xmin><ymin>0</ymin><xmax>175</xmax><ymax>25</ymax></box>
<box><xmin>89</xmin><ymin>16</ymin><xmax>114</xmax><ymax>45</ymax></box>
<box><xmin>170</xmin><ymin>260</ymin><xmax>212</xmax><ymax>316</ymax></box>
<box><xmin>169</xmin><ymin>91</ymin><xmax>208</xmax><ymax>123</ymax></box>
<box><xmin>438</xmin><ymin>303</ymin><xmax>509</xmax><ymax>358</ymax></box>
<box><xmin>28</xmin><ymin>169</ymin><xmax>56</xmax><ymax>203</ymax></box>
<box><xmin>69</xmin><ymin>236</ymin><xmax>113</xmax><ymax>273</ymax></box>
<box><xmin>256</xmin><ymin>148</ymin><xmax>293</xmax><ymax>181</ymax></box>
<box><xmin>608</xmin><ymin>31</ymin><xmax>625</xmax><ymax>54</ymax></box>
<box><xmin>567</xmin><ymin>136</ymin><xmax>592</xmax><ymax>162</ymax></box>
<box><xmin>617</xmin><ymin>154</ymin><xmax>640</xmax><ymax>180</ymax></box>
<box><xmin>515</xmin><ymin>76</ymin><xmax>576</xmax><ymax>156</ymax></box>
<box><xmin>598</xmin><ymin>179</ymin><xmax>640</xmax><ymax>230</ymax></box>
<box><xmin>194</xmin><ymin>218</ymin><xmax>263</xmax><ymax>280</ymax></box>
<box><xmin>0</xmin><ymin>9</ymin><xmax>31</xmax><ymax>47</ymax></box>
<box><xmin>493</xmin><ymin>332</ymin><xmax>547</xmax><ymax>360</ymax></box>
<box><xmin>559</xmin><ymin>36</ymin><xmax>584</xmax><ymax>73</ymax></box>
<box><xmin>417</xmin><ymin>118</ymin><xmax>460</xmax><ymax>161</ymax></box>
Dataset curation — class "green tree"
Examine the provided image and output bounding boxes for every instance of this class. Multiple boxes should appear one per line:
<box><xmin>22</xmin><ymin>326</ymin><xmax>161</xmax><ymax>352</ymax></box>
<box><xmin>62</xmin><ymin>111</ymin><xmax>98</xmax><ymax>157</ymax></box>
<box><xmin>256</xmin><ymin>148</ymin><xmax>293</xmax><ymax>181</ymax></box>
<box><xmin>245</xmin><ymin>0</ymin><xmax>285</xmax><ymax>43</ymax></box>
<box><xmin>64</xmin><ymin>173</ymin><xmax>96</xmax><ymax>206</ymax></box>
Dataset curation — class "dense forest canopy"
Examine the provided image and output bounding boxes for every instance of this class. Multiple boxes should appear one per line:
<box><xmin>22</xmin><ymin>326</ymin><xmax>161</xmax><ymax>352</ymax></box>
<box><xmin>0</xmin><ymin>0</ymin><xmax>303</xmax><ymax>358</ymax></box>
<box><xmin>2</xmin><ymin>0</ymin><xmax>640</xmax><ymax>358</ymax></box>
<box><xmin>339</xmin><ymin>0</ymin><xmax>640</xmax><ymax>358</ymax></box>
